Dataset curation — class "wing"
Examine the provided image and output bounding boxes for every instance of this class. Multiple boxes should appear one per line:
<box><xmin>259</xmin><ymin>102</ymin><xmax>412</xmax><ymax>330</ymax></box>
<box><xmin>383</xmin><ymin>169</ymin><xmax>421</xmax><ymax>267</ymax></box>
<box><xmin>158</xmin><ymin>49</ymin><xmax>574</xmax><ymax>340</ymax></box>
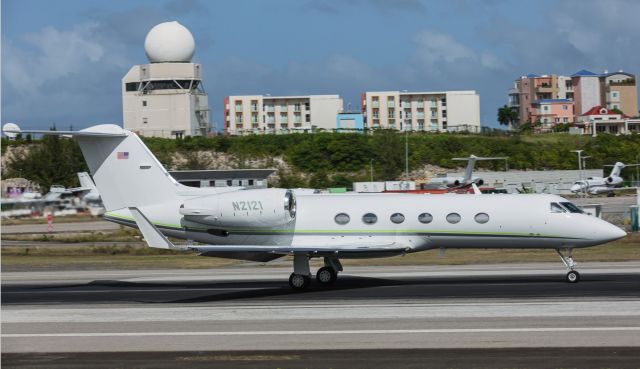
<box><xmin>129</xmin><ymin>207</ymin><xmax>410</xmax><ymax>261</ymax></box>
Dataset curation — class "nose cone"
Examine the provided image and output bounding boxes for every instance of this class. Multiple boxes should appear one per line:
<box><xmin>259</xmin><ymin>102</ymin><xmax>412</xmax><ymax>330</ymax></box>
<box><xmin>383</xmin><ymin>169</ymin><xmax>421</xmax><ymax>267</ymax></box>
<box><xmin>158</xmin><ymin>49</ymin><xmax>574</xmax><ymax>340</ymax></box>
<box><xmin>598</xmin><ymin>222</ymin><xmax>627</xmax><ymax>244</ymax></box>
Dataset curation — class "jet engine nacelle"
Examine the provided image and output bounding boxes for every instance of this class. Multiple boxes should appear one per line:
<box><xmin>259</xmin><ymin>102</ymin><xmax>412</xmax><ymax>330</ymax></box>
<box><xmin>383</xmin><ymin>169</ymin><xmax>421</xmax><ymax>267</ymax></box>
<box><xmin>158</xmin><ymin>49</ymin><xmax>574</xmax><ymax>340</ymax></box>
<box><xmin>606</xmin><ymin>176</ymin><xmax>623</xmax><ymax>186</ymax></box>
<box><xmin>472</xmin><ymin>177</ymin><xmax>484</xmax><ymax>186</ymax></box>
<box><xmin>179</xmin><ymin>188</ymin><xmax>296</xmax><ymax>229</ymax></box>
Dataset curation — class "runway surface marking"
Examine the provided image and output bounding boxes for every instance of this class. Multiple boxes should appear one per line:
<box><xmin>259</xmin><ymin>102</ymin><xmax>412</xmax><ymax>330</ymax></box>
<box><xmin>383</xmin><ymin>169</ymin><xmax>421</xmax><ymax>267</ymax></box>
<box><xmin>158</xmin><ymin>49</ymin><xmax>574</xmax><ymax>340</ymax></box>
<box><xmin>5</xmin><ymin>326</ymin><xmax>640</xmax><ymax>338</ymax></box>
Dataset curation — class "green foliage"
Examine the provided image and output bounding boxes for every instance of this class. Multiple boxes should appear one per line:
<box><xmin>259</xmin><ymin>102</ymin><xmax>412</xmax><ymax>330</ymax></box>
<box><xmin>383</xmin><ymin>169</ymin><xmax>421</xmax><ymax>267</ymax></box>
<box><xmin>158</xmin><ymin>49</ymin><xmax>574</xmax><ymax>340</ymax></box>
<box><xmin>5</xmin><ymin>135</ymin><xmax>87</xmax><ymax>190</ymax></box>
<box><xmin>497</xmin><ymin>105</ymin><xmax>519</xmax><ymax>127</ymax></box>
<box><xmin>5</xmin><ymin>131</ymin><xmax>640</xmax><ymax>189</ymax></box>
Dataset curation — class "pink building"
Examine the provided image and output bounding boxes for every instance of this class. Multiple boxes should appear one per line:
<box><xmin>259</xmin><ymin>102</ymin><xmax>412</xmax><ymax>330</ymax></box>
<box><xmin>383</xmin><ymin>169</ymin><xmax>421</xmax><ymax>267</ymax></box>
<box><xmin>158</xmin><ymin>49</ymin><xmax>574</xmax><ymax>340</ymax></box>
<box><xmin>529</xmin><ymin>99</ymin><xmax>574</xmax><ymax>131</ymax></box>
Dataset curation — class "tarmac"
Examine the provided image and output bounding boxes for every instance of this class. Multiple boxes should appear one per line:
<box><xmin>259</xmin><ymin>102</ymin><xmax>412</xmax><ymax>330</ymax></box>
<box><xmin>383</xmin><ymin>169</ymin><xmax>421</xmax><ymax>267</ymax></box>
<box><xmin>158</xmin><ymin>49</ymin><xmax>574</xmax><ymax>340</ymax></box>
<box><xmin>2</xmin><ymin>262</ymin><xmax>640</xmax><ymax>367</ymax></box>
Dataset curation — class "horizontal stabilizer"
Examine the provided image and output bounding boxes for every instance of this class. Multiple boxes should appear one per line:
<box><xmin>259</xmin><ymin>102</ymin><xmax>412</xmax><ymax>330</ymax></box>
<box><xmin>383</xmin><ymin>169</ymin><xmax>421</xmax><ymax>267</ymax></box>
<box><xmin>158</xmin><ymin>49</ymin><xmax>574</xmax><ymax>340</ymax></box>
<box><xmin>2</xmin><ymin>123</ymin><xmax>127</xmax><ymax>137</ymax></box>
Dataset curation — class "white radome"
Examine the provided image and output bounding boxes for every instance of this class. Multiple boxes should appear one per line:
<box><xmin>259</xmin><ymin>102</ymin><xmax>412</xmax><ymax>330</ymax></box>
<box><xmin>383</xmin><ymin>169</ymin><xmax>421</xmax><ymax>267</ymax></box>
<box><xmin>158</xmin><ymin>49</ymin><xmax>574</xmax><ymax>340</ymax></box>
<box><xmin>144</xmin><ymin>21</ymin><xmax>195</xmax><ymax>63</ymax></box>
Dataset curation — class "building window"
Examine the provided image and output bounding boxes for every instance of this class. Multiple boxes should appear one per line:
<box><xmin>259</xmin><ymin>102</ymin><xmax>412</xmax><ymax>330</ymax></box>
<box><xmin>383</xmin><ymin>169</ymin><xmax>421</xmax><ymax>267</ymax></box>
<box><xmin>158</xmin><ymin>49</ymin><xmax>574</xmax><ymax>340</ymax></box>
<box><xmin>125</xmin><ymin>82</ymin><xmax>139</xmax><ymax>92</ymax></box>
<box><xmin>335</xmin><ymin>213</ymin><xmax>350</xmax><ymax>225</ymax></box>
<box><xmin>390</xmin><ymin>213</ymin><xmax>405</xmax><ymax>224</ymax></box>
<box><xmin>362</xmin><ymin>213</ymin><xmax>378</xmax><ymax>224</ymax></box>
<box><xmin>562</xmin><ymin>105</ymin><xmax>568</xmax><ymax>110</ymax></box>
<box><xmin>142</xmin><ymin>117</ymin><xmax>148</xmax><ymax>124</ymax></box>
<box><xmin>418</xmin><ymin>213</ymin><xmax>433</xmax><ymax>224</ymax></box>
<box><xmin>142</xmin><ymin>100</ymin><xmax>147</xmax><ymax>107</ymax></box>
<box><xmin>446</xmin><ymin>213</ymin><xmax>461</xmax><ymax>224</ymax></box>
<box><xmin>474</xmin><ymin>213</ymin><xmax>489</xmax><ymax>224</ymax></box>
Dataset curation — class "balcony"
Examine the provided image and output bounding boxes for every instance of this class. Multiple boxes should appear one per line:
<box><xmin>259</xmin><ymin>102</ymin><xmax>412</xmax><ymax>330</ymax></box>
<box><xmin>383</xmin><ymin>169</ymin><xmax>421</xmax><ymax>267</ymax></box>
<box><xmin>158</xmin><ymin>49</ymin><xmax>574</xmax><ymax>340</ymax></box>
<box><xmin>536</xmin><ymin>85</ymin><xmax>553</xmax><ymax>93</ymax></box>
<box><xmin>372</xmin><ymin>101</ymin><xmax>380</xmax><ymax>108</ymax></box>
<box><xmin>417</xmin><ymin>101</ymin><xmax>424</xmax><ymax>108</ymax></box>
<box><xmin>401</xmin><ymin>101</ymin><xmax>411</xmax><ymax>108</ymax></box>
<box><xmin>387</xmin><ymin>101</ymin><xmax>396</xmax><ymax>108</ymax></box>
<box><xmin>235</xmin><ymin>105</ymin><xmax>243</xmax><ymax>112</ymax></box>
<box><xmin>251</xmin><ymin>105</ymin><xmax>258</xmax><ymax>112</ymax></box>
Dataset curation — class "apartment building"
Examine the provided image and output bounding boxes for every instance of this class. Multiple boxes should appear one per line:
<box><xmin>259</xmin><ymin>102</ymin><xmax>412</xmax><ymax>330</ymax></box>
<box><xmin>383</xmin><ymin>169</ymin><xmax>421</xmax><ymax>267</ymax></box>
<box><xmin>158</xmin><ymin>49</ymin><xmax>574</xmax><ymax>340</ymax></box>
<box><xmin>362</xmin><ymin>90</ymin><xmax>480</xmax><ymax>132</ymax></box>
<box><xmin>529</xmin><ymin>99</ymin><xmax>574</xmax><ymax>132</ymax></box>
<box><xmin>224</xmin><ymin>95</ymin><xmax>343</xmax><ymax>135</ymax></box>
<box><xmin>508</xmin><ymin>69</ymin><xmax>638</xmax><ymax>126</ymax></box>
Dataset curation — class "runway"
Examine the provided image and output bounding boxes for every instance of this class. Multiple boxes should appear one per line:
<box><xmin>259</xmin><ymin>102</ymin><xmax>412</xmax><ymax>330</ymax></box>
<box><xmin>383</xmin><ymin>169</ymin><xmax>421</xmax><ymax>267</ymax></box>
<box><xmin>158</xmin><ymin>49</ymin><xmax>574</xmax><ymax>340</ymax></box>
<box><xmin>3</xmin><ymin>263</ymin><xmax>640</xmax><ymax>367</ymax></box>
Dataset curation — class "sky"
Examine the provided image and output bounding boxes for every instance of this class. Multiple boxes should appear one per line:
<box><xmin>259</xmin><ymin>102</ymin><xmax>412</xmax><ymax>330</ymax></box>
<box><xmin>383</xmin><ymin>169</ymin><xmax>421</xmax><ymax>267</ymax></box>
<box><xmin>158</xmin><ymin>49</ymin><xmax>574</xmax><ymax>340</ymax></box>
<box><xmin>2</xmin><ymin>0</ymin><xmax>640</xmax><ymax>131</ymax></box>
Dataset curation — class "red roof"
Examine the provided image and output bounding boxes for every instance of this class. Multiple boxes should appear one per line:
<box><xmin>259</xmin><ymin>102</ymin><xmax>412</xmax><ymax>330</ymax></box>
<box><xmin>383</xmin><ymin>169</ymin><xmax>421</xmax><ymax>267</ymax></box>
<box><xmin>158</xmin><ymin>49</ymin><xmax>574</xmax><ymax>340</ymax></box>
<box><xmin>581</xmin><ymin>105</ymin><xmax>629</xmax><ymax>118</ymax></box>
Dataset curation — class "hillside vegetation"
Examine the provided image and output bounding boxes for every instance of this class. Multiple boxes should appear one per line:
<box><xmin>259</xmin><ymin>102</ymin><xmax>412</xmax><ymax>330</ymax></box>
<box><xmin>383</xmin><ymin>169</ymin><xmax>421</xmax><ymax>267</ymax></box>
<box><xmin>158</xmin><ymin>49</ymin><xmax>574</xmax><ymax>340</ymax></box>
<box><xmin>3</xmin><ymin>131</ymin><xmax>640</xmax><ymax>190</ymax></box>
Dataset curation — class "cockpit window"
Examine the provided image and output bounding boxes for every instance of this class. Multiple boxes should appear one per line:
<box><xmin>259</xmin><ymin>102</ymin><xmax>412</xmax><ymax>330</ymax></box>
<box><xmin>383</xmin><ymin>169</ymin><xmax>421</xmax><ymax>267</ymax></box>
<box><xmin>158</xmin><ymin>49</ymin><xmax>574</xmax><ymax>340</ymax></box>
<box><xmin>550</xmin><ymin>202</ymin><xmax>566</xmax><ymax>213</ymax></box>
<box><xmin>560</xmin><ymin>202</ymin><xmax>584</xmax><ymax>214</ymax></box>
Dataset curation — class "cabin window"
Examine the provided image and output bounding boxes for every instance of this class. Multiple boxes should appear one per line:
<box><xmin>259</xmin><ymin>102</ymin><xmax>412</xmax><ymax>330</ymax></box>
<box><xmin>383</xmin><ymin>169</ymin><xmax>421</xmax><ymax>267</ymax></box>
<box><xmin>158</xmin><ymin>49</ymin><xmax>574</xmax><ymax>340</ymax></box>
<box><xmin>362</xmin><ymin>213</ymin><xmax>378</xmax><ymax>225</ymax></box>
<box><xmin>390</xmin><ymin>213</ymin><xmax>405</xmax><ymax>224</ymax></box>
<box><xmin>418</xmin><ymin>213</ymin><xmax>433</xmax><ymax>224</ymax></box>
<box><xmin>550</xmin><ymin>202</ymin><xmax>566</xmax><ymax>213</ymax></box>
<box><xmin>334</xmin><ymin>213</ymin><xmax>350</xmax><ymax>225</ymax></box>
<box><xmin>446</xmin><ymin>213</ymin><xmax>461</xmax><ymax>224</ymax></box>
<box><xmin>560</xmin><ymin>202</ymin><xmax>584</xmax><ymax>214</ymax></box>
<box><xmin>474</xmin><ymin>213</ymin><xmax>490</xmax><ymax>224</ymax></box>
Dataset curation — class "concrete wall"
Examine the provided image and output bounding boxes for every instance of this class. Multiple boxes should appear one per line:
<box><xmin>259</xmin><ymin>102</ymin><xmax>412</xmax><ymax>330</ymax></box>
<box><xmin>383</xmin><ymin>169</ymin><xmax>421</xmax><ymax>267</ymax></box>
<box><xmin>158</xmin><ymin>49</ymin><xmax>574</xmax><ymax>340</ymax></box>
<box><xmin>445</xmin><ymin>91</ymin><xmax>481</xmax><ymax>130</ymax></box>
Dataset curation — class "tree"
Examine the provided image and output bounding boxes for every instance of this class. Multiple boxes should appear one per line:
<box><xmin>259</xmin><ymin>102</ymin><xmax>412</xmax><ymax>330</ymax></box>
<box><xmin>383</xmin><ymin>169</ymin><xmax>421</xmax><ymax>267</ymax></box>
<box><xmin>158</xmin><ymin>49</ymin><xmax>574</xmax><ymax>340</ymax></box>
<box><xmin>5</xmin><ymin>135</ymin><xmax>87</xmax><ymax>190</ymax></box>
<box><xmin>497</xmin><ymin>105</ymin><xmax>519</xmax><ymax>128</ymax></box>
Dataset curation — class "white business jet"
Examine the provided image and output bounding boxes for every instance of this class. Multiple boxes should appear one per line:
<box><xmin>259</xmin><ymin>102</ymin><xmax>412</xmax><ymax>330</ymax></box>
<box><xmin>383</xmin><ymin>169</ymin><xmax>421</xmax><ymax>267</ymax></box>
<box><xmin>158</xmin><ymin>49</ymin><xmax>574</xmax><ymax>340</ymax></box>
<box><xmin>428</xmin><ymin>155</ymin><xmax>507</xmax><ymax>189</ymax></box>
<box><xmin>571</xmin><ymin>162</ymin><xmax>640</xmax><ymax>196</ymax></box>
<box><xmin>3</xmin><ymin>124</ymin><xmax>626</xmax><ymax>288</ymax></box>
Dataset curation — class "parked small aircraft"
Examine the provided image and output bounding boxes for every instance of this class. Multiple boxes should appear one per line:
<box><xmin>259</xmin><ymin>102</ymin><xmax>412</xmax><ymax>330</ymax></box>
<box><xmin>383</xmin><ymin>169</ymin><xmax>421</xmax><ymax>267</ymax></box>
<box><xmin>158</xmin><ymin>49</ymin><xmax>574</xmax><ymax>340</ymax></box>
<box><xmin>570</xmin><ymin>162</ymin><xmax>640</xmax><ymax>196</ymax></box>
<box><xmin>3</xmin><ymin>124</ymin><xmax>626</xmax><ymax>288</ymax></box>
<box><xmin>427</xmin><ymin>155</ymin><xmax>507</xmax><ymax>189</ymax></box>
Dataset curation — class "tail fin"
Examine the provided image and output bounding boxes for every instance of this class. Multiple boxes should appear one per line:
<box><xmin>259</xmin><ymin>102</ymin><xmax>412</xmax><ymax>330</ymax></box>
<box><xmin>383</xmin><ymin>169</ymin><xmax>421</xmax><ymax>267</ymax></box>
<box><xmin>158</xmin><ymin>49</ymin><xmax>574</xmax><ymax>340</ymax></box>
<box><xmin>77</xmin><ymin>172</ymin><xmax>96</xmax><ymax>190</ymax></box>
<box><xmin>3</xmin><ymin>123</ymin><xmax>182</xmax><ymax>211</ymax></box>
<box><xmin>75</xmin><ymin>126</ymin><xmax>182</xmax><ymax>210</ymax></box>
<box><xmin>610</xmin><ymin>162</ymin><xmax>625</xmax><ymax>178</ymax></box>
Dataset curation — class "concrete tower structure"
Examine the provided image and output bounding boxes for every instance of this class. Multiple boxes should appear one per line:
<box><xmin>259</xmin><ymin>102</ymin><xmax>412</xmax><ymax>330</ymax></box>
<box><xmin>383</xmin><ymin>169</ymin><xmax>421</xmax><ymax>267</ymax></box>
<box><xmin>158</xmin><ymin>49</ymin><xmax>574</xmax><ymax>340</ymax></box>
<box><xmin>122</xmin><ymin>21</ymin><xmax>210</xmax><ymax>138</ymax></box>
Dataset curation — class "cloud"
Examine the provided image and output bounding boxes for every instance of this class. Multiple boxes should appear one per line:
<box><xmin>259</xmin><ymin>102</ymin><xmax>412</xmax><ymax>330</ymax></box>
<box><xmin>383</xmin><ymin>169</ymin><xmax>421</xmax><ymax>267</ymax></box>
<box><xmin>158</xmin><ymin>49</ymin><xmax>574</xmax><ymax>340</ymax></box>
<box><xmin>412</xmin><ymin>30</ymin><xmax>506</xmax><ymax>71</ymax></box>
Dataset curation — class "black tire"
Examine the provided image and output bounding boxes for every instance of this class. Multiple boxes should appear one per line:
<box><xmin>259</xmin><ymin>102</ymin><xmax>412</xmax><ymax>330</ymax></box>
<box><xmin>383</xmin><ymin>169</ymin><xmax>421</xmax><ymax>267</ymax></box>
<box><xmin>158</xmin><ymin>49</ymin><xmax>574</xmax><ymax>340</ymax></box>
<box><xmin>316</xmin><ymin>266</ymin><xmax>338</xmax><ymax>285</ymax></box>
<box><xmin>566</xmin><ymin>270</ymin><xmax>580</xmax><ymax>283</ymax></box>
<box><xmin>289</xmin><ymin>273</ymin><xmax>311</xmax><ymax>289</ymax></box>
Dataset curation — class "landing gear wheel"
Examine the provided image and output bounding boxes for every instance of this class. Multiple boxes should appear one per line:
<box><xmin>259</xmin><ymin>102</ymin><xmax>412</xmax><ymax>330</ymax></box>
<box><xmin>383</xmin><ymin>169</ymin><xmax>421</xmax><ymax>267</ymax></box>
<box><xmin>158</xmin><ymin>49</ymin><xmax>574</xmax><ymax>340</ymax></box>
<box><xmin>289</xmin><ymin>273</ymin><xmax>311</xmax><ymax>289</ymax></box>
<box><xmin>566</xmin><ymin>270</ymin><xmax>580</xmax><ymax>283</ymax></box>
<box><xmin>316</xmin><ymin>266</ymin><xmax>338</xmax><ymax>285</ymax></box>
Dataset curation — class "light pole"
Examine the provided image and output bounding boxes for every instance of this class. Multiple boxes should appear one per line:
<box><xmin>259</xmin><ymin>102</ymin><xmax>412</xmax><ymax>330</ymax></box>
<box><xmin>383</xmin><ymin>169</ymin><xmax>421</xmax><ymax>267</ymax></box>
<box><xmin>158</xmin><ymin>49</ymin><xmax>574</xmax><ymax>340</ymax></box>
<box><xmin>571</xmin><ymin>150</ymin><xmax>584</xmax><ymax>181</ymax></box>
<box><xmin>370</xmin><ymin>159</ymin><xmax>374</xmax><ymax>182</ymax></box>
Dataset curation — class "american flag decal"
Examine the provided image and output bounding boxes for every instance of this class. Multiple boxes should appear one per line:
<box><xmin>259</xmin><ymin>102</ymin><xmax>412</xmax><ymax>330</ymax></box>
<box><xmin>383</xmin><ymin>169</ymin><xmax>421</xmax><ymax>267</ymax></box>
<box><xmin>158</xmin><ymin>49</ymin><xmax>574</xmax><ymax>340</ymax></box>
<box><xmin>117</xmin><ymin>151</ymin><xmax>129</xmax><ymax>159</ymax></box>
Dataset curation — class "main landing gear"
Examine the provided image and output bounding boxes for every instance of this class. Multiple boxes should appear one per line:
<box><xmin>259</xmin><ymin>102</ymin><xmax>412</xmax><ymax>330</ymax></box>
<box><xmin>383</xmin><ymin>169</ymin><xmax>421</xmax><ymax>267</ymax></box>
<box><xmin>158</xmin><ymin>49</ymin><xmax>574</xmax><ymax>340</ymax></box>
<box><xmin>288</xmin><ymin>254</ymin><xmax>342</xmax><ymax>290</ymax></box>
<box><xmin>556</xmin><ymin>248</ymin><xmax>580</xmax><ymax>283</ymax></box>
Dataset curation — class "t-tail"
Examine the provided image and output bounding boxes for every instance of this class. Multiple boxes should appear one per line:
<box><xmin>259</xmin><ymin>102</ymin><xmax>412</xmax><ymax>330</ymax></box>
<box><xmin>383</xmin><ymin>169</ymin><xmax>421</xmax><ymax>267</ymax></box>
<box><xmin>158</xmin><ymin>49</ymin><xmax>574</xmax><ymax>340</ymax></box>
<box><xmin>2</xmin><ymin>124</ymin><xmax>184</xmax><ymax>211</ymax></box>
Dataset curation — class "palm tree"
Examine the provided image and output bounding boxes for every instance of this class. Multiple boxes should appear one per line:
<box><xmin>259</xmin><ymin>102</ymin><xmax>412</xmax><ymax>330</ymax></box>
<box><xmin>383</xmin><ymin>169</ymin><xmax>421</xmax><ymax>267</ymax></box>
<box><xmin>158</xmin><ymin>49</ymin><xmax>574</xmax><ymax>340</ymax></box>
<box><xmin>497</xmin><ymin>105</ymin><xmax>519</xmax><ymax>128</ymax></box>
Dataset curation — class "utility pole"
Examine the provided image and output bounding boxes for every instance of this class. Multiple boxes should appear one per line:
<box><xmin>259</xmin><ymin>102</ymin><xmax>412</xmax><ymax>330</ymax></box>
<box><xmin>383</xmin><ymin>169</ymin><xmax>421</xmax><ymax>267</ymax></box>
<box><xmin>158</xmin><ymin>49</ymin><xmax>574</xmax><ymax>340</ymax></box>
<box><xmin>405</xmin><ymin>129</ymin><xmax>409</xmax><ymax>179</ymax></box>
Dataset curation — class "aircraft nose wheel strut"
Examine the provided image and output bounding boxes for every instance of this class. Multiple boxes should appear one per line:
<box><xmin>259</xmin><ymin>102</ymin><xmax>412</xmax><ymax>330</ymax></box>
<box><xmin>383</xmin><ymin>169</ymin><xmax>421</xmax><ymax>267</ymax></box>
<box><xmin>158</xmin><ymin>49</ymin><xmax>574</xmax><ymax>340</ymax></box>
<box><xmin>556</xmin><ymin>248</ymin><xmax>580</xmax><ymax>283</ymax></box>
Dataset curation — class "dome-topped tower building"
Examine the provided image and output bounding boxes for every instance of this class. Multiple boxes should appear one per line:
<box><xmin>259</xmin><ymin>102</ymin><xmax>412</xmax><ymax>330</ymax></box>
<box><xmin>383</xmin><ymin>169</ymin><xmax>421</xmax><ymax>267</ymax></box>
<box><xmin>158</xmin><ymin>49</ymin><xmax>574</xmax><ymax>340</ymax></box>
<box><xmin>122</xmin><ymin>21</ymin><xmax>210</xmax><ymax>138</ymax></box>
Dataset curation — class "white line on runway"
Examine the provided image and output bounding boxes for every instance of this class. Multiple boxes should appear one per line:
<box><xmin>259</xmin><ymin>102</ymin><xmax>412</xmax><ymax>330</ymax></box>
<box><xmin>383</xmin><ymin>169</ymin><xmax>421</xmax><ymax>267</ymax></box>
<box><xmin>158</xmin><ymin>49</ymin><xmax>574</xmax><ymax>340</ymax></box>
<box><xmin>4</xmin><ymin>327</ymin><xmax>640</xmax><ymax>338</ymax></box>
<box><xmin>3</xmin><ymin>288</ymin><xmax>258</xmax><ymax>294</ymax></box>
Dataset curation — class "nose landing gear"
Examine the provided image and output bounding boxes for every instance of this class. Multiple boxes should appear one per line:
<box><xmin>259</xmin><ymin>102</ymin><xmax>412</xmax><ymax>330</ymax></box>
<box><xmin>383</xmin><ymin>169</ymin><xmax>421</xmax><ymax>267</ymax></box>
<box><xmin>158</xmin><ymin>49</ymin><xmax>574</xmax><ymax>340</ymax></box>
<box><xmin>556</xmin><ymin>248</ymin><xmax>580</xmax><ymax>283</ymax></box>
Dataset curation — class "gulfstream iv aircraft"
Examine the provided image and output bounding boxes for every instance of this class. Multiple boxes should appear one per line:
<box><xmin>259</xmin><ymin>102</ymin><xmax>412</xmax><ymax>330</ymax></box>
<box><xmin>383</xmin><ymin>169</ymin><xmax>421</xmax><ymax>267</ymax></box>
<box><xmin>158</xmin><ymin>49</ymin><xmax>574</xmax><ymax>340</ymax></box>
<box><xmin>3</xmin><ymin>124</ymin><xmax>627</xmax><ymax>289</ymax></box>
